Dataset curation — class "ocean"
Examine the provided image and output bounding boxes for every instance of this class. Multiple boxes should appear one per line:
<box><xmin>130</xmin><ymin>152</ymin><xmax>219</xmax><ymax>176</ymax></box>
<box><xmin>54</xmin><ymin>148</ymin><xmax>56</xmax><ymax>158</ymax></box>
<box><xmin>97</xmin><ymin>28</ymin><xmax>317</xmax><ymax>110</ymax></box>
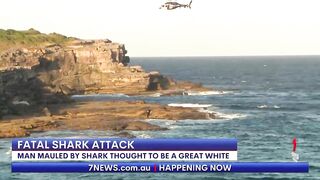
<box><xmin>1</xmin><ymin>56</ymin><xmax>319</xmax><ymax>179</ymax></box>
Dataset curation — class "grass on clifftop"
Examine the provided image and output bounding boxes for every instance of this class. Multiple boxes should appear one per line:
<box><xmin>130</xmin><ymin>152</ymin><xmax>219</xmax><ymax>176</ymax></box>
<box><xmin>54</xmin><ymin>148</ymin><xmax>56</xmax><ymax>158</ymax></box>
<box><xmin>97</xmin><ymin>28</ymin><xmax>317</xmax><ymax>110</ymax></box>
<box><xmin>0</xmin><ymin>28</ymin><xmax>77</xmax><ymax>51</ymax></box>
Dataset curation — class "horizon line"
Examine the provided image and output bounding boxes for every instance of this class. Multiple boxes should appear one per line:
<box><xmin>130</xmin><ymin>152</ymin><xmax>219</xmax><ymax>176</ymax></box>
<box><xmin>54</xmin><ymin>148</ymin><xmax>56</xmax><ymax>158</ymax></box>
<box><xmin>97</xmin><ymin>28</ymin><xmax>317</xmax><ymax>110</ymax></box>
<box><xmin>130</xmin><ymin>54</ymin><xmax>320</xmax><ymax>58</ymax></box>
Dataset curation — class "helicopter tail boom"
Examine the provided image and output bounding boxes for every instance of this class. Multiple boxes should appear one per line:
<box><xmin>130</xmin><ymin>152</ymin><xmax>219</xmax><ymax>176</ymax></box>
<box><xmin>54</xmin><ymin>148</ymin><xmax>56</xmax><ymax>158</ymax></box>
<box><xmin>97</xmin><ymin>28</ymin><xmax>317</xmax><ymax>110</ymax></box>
<box><xmin>188</xmin><ymin>0</ymin><xmax>192</xmax><ymax>9</ymax></box>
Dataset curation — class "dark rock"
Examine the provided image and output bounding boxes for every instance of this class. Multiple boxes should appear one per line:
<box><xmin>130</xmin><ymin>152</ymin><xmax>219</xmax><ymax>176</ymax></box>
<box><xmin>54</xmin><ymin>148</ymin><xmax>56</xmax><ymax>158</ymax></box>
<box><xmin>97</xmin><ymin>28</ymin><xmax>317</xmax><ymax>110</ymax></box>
<box><xmin>114</xmin><ymin>132</ymin><xmax>136</xmax><ymax>138</ymax></box>
<box><xmin>125</xmin><ymin>121</ymin><xmax>167</xmax><ymax>131</ymax></box>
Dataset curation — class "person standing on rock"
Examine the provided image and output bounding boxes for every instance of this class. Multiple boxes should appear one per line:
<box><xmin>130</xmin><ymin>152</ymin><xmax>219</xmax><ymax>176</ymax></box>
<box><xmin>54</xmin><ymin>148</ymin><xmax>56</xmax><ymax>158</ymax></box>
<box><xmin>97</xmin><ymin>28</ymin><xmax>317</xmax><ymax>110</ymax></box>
<box><xmin>146</xmin><ymin>108</ymin><xmax>152</xmax><ymax>119</ymax></box>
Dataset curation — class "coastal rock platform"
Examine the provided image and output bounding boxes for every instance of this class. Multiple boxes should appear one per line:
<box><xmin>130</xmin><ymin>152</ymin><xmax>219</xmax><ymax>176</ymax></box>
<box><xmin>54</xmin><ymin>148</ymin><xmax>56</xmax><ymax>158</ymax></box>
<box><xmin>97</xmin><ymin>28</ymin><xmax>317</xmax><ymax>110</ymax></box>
<box><xmin>0</xmin><ymin>101</ymin><xmax>216</xmax><ymax>138</ymax></box>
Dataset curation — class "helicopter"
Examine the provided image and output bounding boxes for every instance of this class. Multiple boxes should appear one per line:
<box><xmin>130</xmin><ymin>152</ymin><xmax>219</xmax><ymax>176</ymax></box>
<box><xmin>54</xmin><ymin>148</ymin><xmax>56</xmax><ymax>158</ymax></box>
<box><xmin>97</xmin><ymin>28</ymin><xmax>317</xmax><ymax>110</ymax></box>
<box><xmin>160</xmin><ymin>0</ymin><xmax>192</xmax><ymax>10</ymax></box>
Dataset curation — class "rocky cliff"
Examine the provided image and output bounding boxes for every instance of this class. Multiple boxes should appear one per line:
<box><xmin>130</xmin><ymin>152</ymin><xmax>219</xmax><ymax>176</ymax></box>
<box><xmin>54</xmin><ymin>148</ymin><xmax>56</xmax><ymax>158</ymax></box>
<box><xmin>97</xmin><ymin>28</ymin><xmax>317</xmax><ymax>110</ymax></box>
<box><xmin>0</xmin><ymin>36</ymin><xmax>208</xmax><ymax>117</ymax></box>
<box><xmin>0</xmin><ymin>40</ymin><xmax>167</xmax><ymax>115</ymax></box>
<box><xmin>0</xmin><ymin>30</ymin><xmax>217</xmax><ymax>137</ymax></box>
<box><xmin>0</xmin><ymin>39</ymin><xmax>173</xmax><ymax>92</ymax></box>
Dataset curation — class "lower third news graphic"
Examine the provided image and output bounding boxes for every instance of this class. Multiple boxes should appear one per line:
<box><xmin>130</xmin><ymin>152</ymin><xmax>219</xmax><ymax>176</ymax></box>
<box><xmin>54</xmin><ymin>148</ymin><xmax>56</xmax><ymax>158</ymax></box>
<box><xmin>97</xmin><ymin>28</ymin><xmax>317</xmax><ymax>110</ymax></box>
<box><xmin>11</xmin><ymin>138</ymin><xmax>309</xmax><ymax>173</ymax></box>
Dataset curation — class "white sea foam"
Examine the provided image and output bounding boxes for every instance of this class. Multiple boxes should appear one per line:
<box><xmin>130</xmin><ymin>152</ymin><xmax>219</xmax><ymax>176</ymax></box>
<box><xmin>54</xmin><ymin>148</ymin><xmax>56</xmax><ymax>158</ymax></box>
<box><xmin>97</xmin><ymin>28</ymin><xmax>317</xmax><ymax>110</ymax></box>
<box><xmin>257</xmin><ymin>105</ymin><xmax>268</xmax><ymax>109</ymax></box>
<box><xmin>136</xmin><ymin>134</ymin><xmax>152</xmax><ymax>138</ymax></box>
<box><xmin>214</xmin><ymin>112</ymin><xmax>248</xmax><ymax>120</ymax></box>
<box><xmin>186</xmin><ymin>90</ymin><xmax>230</xmax><ymax>96</ymax></box>
<box><xmin>149</xmin><ymin>93</ymin><xmax>162</xmax><ymax>97</ymax></box>
<box><xmin>71</xmin><ymin>94</ymin><xmax>129</xmax><ymax>99</ymax></box>
<box><xmin>168</xmin><ymin>103</ymin><xmax>212</xmax><ymax>108</ymax></box>
<box><xmin>12</xmin><ymin>100</ymin><xmax>30</xmax><ymax>106</ymax></box>
<box><xmin>198</xmin><ymin>108</ymin><xmax>247</xmax><ymax>120</ymax></box>
<box><xmin>168</xmin><ymin>125</ymin><xmax>179</xmax><ymax>130</ymax></box>
<box><xmin>5</xmin><ymin>148</ymin><xmax>11</xmax><ymax>155</ymax></box>
<box><xmin>273</xmin><ymin>105</ymin><xmax>281</xmax><ymax>109</ymax></box>
<box><xmin>257</xmin><ymin>105</ymin><xmax>280</xmax><ymax>109</ymax></box>
<box><xmin>145</xmin><ymin>119</ymin><xmax>178</xmax><ymax>126</ymax></box>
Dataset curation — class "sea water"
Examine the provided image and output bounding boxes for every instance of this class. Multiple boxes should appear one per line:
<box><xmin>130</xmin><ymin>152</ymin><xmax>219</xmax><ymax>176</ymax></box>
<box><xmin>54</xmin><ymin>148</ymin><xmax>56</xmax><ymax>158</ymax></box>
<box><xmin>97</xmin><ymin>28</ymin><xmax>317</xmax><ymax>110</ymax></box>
<box><xmin>1</xmin><ymin>56</ymin><xmax>319</xmax><ymax>179</ymax></box>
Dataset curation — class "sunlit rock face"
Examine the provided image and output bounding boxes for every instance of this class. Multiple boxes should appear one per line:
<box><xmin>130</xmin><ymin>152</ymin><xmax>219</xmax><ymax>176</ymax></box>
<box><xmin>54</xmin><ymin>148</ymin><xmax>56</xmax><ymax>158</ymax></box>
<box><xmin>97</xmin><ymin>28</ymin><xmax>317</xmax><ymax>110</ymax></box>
<box><xmin>0</xmin><ymin>40</ymin><xmax>173</xmax><ymax>116</ymax></box>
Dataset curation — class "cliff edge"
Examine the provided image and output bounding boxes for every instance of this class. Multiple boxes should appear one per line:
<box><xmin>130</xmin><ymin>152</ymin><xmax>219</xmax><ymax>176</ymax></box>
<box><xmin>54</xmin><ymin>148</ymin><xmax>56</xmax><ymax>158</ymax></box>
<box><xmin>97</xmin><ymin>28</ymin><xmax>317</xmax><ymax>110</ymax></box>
<box><xmin>0</xmin><ymin>29</ymin><xmax>210</xmax><ymax>117</ymax></box>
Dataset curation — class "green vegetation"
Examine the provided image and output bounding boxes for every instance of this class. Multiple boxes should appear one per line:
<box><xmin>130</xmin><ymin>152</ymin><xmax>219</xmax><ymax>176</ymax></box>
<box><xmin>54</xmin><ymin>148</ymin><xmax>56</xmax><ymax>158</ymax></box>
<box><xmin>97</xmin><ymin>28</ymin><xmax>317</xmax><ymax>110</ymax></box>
<box><xmin>0</xmin><ymin>28</ymin><xmax>77</xmax><ymax>51</ymax></box>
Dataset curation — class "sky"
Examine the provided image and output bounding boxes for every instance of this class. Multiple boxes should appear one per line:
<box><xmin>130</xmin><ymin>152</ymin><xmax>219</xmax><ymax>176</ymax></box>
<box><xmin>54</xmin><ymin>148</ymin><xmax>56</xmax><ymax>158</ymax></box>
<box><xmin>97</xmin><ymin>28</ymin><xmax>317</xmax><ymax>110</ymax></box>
<box><xmin>1</xmin><ymin>0</ymin><xmax>320</xmax><ymax>57</ymax></box>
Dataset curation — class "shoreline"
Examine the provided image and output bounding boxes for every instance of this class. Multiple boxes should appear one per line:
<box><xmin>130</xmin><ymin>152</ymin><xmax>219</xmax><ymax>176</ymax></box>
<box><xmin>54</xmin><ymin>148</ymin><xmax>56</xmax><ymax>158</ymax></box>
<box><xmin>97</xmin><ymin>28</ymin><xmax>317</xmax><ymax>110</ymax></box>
<box><xmin>0</xmin><ymin>100</ymin><xmax>217</xmax><ymax>138</ymax></box>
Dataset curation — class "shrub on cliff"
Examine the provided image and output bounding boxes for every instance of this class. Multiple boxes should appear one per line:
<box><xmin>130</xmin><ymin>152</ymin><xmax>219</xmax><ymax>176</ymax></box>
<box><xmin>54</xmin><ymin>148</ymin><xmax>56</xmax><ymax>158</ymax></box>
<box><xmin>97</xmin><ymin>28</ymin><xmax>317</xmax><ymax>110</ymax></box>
<box><xmin>0</xmin><ymin>28</ymin><xmax>76</xmax><ymax>51</ymax></box>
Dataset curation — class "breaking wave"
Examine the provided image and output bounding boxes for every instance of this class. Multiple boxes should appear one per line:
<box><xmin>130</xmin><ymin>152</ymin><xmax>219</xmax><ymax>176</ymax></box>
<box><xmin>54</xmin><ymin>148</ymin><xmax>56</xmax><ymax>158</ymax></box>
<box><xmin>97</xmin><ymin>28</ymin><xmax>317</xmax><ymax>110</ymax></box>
<box><xmin>198</xmin><ymin>108</ymin><xmax>247</xmax><ymax>120</ymax></box>
<box><xmin>214</xmin><ymin>112</ymin><xmax>248</xmax><ymax>120</ymax></box>
<box><xmin>257</xmin><ymin>105</ymin><xmax>281</xmax><ymax>109</ymax></box>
